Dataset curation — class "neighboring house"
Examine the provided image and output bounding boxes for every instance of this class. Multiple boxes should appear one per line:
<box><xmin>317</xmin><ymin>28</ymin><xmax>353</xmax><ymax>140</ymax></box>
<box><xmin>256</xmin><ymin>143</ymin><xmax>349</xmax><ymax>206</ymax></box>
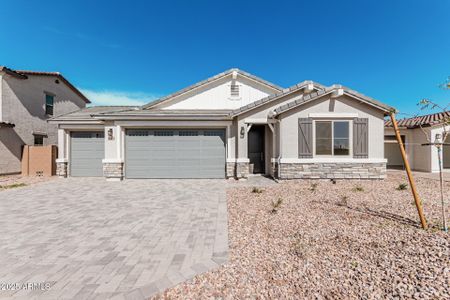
<box><xmin>50</xmin><ymin>68</ymin><xmax>394</xmax><ymax>180</ymax></box>
<box><xmin>0</xmin><ymin>66</ymin><xmax>90</xmax><ymax>175</ymax></box>
<box><xmin>384</xmin><ymin>112</ymin><xmax>450</xmax><ymax>172</ymax></box>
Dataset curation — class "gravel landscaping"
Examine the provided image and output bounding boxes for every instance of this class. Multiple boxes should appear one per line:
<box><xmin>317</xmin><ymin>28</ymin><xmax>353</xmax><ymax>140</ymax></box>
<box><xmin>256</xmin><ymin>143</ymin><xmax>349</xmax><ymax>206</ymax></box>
<box><xmin>155</xmin><ymin>171</ymin><xmax>449</xmax><ymax>299</ymax></box>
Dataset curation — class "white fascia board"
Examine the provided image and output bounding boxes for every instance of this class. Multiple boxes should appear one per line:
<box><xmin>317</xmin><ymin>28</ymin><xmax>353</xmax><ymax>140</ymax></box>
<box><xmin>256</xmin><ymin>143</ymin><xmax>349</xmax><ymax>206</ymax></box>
<box><xmin>59</xmin><ymin>124</ymin><xmax>105</xmax><ymax>130</ymax></box>
<box><xmin>279</xmin><ymin>158</ymin><xmax>387</xmax><ymax>164</ymax></box>
<box><xmin>48</xmin><ymin>119</ymin><xmax>105</xmax><ymax>124</ymax></box>
<box><xmin>114</xmin><ymin>120</ymin><xmax>232</xmax><ymax>127</ymax></box>
<box><xmin>95</xmin><ymin>115</ymin><xmax>233</xmax><ymax>121</ymax></box>
<box><xmin>308</xmin><ymin>113</ymin><xmax>359</xmax><ymax>118</ymax></box>
<box><xmin>244</xmin><ymin>118</ymin><xmax>277</xmax><ymax>124</ymax></box>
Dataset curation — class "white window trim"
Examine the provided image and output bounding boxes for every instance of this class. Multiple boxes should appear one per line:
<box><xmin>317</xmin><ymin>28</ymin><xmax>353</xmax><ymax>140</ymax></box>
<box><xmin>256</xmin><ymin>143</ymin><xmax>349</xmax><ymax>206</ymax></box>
<box><xmin>313</xmin><ymin>119</ymin><xmax>353</xmax><ymax>157</ymax></box>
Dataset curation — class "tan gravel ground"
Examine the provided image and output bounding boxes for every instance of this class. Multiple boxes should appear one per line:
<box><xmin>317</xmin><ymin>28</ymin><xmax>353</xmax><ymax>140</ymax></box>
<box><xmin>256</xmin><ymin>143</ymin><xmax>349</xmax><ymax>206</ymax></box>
<box><xmin>0</xmin><ymin>174</ymin><xmax>54</xmax><ymax>190</ymax></box>
<box><xmin>155</xmin><ymin>171</ymin><xmax>449</xmax><ymax>299</ymax></box>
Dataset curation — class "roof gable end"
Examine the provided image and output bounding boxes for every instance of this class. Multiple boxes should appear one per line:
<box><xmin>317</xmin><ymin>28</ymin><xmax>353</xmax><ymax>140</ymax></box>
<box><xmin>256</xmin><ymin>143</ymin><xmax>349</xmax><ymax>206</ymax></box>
<box><xmin>142</xmin><ymin>68</ymin><xmax>283</xmax><ymax>109</ymax></box>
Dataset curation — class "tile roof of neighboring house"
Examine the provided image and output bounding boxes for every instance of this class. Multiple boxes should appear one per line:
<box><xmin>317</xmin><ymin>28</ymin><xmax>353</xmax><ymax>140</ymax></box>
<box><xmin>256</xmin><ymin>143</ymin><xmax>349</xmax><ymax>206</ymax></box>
<box><xmin>229</xmin><ymin>80</ymin><xmax>326</xmax><ymax>117</ymax></box>
<box><xmin>384</xmin><ymin>111</ymin><xmax>450</xmax><ymax>128</ymax></box>
<box><xmin>0</xmin><ymin>121</ymin><xmax>15</xmax><ymax>128</ymax></box>
<box><xmin>0</xmin><ymin>66</ymin><xmax>91</xmax><ymax>104</ymax></box>
<box><xmin>141</xmin><ymin>68</ymin><xmax>284</xmax><ymax>109</ymax></box>
<box><xmin>49</xmin><ymin>106</ymin><xmax>137</xmax><ymax>121</ymax></box>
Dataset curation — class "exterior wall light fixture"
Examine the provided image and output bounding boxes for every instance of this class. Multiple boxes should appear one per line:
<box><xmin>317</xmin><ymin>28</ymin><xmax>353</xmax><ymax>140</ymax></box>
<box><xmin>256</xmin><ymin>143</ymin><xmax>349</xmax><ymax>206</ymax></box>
<box><xmin>108</xmin><ymin>128</ymin><xmax>114</xmax><ymax>140</ymax></box>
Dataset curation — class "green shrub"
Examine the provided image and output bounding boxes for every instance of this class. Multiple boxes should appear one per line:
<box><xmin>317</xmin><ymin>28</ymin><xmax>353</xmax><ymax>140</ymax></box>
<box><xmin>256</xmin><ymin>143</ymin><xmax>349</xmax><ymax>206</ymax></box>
<box><xmin>396</xmin><ymin>183</ymin><xmax>408</xmax><ymax>190</ymax></box>
<box><xmin>251</xmin><ymin>187</ymin><xmax>263</xmax><ymax>193</ymax></box>
<box><xmin>353</xmin><ymin>185</ymin><xmax>364</xmax><ymax>192</ymax></box>
<box><xmin>270</xmin><ymin>198</ymin><xmax>283</xmax><ymax>214</ymax></box>
<box><xmin>0</xmin><ymin>183</ymin><xmax>27</xmax><ymax>190</ymax></box>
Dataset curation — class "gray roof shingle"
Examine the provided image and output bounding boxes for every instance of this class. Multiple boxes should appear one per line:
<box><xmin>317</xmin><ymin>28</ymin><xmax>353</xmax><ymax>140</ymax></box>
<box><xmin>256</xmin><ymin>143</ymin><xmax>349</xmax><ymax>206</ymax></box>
<box><xmin>229</xmin><ymin>80</ymin><xmax>326</xmax><ymax>117</ymax></box>
<box><xmin>270</xmin><ymin>85</ymin><xmax>394</xmax><ymax>117</ymax></box>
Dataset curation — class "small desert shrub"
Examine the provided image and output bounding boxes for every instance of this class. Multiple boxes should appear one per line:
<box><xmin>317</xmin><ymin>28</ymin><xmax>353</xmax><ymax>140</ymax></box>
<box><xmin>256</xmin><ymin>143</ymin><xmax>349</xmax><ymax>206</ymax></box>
<box><xmin>337</xmin><ymin>195</ymin><xmax>349</xmax><ymax>207</ymax></box>
<box><xmin>353</xmin><ymin>185</ymin><xmax>364</xmax><ymax>192</ymax></box>
<box><xmin>292</xmin><ymin>240</ymin><xmax>309</xmax><ymax>258</ymax></box>
<box><xmin>0</xmin><ymin>183</ymin><xmax>26</xmax><ymax>190</ymax></box>
<box><xmin>350</xmin><ymin>261</ymin><xmax>359</xmax><ymax>269</ymax></box>
<box><xmin>396</xmin><ymin>183</ymin><xmax>408</xmax><ymax>191</ymax></box>
<box><xmin>251</xmin><ymin>187</ymin><xmax>263</xmax><ymax>194</ymax></box>
<box><xmin>270</xmin><ymin>197</ymin><xmax>283</xmax><ymax>214</ymax></box>
<box><xmin>309</xmin><ymin>183</ymin><xmax>318</xmax><ymax>192</ymax></box>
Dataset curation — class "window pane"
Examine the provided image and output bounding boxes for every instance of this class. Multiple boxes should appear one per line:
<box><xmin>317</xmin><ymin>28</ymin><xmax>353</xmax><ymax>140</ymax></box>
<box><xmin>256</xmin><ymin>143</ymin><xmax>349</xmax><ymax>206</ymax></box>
<box><xmin>315</xmin><ymin>121</ymin><xmax>332</xmax><ymax>155</ymax></box>
<box><xmin>46</xmin><ymin>105</ymin><xmax>53</xmax><ymax>115</ymax></box>
<box><xmin>34</xmin><ymin>135</ymin><xmax>44</xmax><ymax>146</ymax></box>
<box><xmin>46</xmin><ymin>95</ymin><xmax>54</xmax><ymax>106</ymax></box>
<box><xmin>334</xmin><ymin>122</ymin><xmax>349</xmax><ymax>138</ymax></box>
<box><xmin>45</xmin><ymin>94</ymin><xmax>54</xmax><ymax>115</ymax></box>
<box><xmin>333</xmin><ymin>122</ymin><xmax>349</xmax><ymax>155</ymax></box>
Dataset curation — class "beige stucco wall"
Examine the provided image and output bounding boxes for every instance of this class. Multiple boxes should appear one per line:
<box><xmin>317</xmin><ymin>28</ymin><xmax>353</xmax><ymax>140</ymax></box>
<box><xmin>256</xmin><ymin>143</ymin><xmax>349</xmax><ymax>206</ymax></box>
<box><xmin>0</xmin><ymin>74</ymin><xmax>87</xmax><ymax>174</ymax></box>
<box><xmin>384</xmin><ymin>126</ymin><xmax>448</xmax><ymax>173</ymax></box>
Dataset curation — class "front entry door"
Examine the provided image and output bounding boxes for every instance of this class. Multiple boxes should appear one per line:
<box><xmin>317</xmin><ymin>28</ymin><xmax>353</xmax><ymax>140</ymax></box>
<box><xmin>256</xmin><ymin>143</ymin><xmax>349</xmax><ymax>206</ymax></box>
<box><xmin>248</xmin><ymin>125</ymin><xmax>265</xmax><ymax>174</ymax></box>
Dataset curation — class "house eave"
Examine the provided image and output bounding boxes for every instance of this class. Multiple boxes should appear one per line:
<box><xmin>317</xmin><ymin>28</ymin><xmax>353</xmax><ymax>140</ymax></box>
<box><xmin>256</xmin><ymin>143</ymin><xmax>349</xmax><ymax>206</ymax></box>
<box><xmin>92</xmin><ymin>114</ymin><xmax>233</xmax><ymax>121</ymax></box>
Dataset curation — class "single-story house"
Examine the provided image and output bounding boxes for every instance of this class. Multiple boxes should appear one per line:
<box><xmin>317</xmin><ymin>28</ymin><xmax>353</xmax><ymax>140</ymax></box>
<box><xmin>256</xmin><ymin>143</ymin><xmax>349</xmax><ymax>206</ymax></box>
<box><xmin>50</xmin><ymin>69</ymin><xmax>394</xmax><ymax>180</ymax></box>
<box><xmin>384</xmin><ymin>112</ymin><xmax>450</xmax><ymax>172</ymax></box>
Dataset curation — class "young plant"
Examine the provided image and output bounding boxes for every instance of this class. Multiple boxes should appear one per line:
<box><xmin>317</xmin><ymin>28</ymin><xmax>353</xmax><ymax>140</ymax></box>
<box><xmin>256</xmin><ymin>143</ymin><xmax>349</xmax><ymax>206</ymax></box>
<box><xmin>0</xmin><ymin>183</ymin><xmax>27</xmax><ymax>190</ymax></box>
<box><xmin>309</xmin><ymin>183</ymin><xmax>318</xmax><ymax>192</ymax></box>
<box><xmin>270</xmin><ymin>197</ymin><xmax>283</xmax><ymax>214</ymax></box>
<box><xmin>396</xmin><ymin>183</ymin><xmax>408</xmax><ymax>191</ymax></box>
<box><xmin>292</xmin><ymin>239</ymin><xmax>308</xmax><ymax>258</ymax></box>
<box><xmin>337</xmin><ymin>195</ymin><xmax>349</xmax><ymax>207</ymax></box>
<box><xmin>251</xmin><ymin>187</ymin><xmax>263</xmax><ymax>194</ymax></box>
<box><xmin>353</xmin><ymin>185</ymin><xmax>364</xmax><ymax>192</ymax></box>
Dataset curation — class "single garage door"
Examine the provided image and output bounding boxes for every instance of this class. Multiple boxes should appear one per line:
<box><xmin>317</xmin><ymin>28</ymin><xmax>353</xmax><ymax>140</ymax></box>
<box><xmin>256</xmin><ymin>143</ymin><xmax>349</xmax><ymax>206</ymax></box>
<box><xmin>70</xmin><ymin>131</ymin><xmax>105</xmax><ymax>177</ymax></box>
<box><xmin>125</xmin><ymin>129</ymin><xmax>225</xmax><ymax>178</ymax></box>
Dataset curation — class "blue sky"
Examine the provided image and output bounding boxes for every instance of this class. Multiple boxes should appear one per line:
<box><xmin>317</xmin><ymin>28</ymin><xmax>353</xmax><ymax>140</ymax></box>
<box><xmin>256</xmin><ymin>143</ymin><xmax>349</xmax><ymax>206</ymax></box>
<box><xmin>1</xmin><ymin>0</ymin><xmax>449</xmax><ymax>116</ymax></box>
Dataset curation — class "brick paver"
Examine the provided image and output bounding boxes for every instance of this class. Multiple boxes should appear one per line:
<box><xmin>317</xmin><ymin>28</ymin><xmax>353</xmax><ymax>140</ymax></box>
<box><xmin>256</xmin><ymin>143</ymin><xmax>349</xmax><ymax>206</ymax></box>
<box><xmin>0</xmin><ymin>178</ymin><xmax>228</xmax><ymax>299</ymax></box>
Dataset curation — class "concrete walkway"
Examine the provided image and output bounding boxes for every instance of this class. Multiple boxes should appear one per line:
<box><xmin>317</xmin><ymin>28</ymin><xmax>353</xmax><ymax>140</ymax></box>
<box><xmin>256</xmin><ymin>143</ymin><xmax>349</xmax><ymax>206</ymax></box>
<box><xmin>0</xmin><ymin>178</ymin><xmax>228</xmax><ymax>299</ymax></box>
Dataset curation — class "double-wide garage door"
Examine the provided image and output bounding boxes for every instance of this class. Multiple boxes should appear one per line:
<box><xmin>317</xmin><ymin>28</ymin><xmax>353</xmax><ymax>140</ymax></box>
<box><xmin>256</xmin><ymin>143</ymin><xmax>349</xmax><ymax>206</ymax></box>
<box><xmin>125</xmin><ymin>129</ymin><xmax>225</xmax><ymax>178</ymax></box>
<box><xmin>70</xmin><ymin>132</ymin><xmax>105</xmax><ymax>177</ymax></box>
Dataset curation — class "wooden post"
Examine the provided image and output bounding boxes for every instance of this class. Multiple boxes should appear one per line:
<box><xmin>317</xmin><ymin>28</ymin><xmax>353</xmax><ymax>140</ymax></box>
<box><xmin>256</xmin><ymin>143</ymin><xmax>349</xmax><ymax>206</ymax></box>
<box><xmin>390</xmin><ymin>112</ymin><xmax>428</xmax><ymax>229</ymax></box>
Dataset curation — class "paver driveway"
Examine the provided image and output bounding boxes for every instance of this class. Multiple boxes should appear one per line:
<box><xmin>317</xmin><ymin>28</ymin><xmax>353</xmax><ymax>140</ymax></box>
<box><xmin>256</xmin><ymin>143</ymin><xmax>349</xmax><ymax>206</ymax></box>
<box><xmin>0</xmin><ymin>178</ymin><xmax>228</xmax><ymax>299</ymax></box>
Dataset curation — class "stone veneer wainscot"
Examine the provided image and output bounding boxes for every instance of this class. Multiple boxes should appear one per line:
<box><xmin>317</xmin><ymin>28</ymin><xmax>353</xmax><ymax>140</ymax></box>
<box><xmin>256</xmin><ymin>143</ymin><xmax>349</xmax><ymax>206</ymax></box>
<box><xmin>278</xmin><ymin>162</ymin><xmax>386</xmax><ymax>179</ymax></box>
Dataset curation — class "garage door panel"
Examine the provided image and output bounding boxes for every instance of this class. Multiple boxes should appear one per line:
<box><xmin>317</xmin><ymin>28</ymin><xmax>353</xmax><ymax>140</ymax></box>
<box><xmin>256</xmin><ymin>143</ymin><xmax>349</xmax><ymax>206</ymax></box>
<box><xmin>125</xmin><ymin>129</ymin><xmax>225</xmax><ymax>178</ymax></box>
<box><xmin>70</xmin><ymin>132</ymin><xmax>104</xmax><ymax>177</ymax></box>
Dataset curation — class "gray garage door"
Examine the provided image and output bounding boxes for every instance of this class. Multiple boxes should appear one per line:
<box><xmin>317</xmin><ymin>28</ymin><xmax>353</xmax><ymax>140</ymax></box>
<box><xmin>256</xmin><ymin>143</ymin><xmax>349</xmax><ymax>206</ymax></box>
<box><xmin>70</xmin><ymin>132</ymin><xmax>105</xmax><ymax>177</ymax></box>
<box><xmin>125</xmin><ymin>129</ymin><xmax>225</xmax><ymax>178</ymax></box>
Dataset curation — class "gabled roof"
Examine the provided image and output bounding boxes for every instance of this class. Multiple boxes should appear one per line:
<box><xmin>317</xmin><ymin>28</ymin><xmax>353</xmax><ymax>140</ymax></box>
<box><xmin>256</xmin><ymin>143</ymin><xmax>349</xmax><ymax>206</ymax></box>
<box><xmin>270</xmin><ymin>85</ymin><xmax>394</xmax><ymax>117</ymax></box>
<box><xmin>229</xmin><ymin>80</ymin><xmax>326</xmax><ymax>117</ymax></box>
<box><xmin>141</xmin><ymin>68</ymin><xmax>283</xmax><ymax>109</ymax></box>
<box><xmin>384</xmin><ymin>111</ymin><xmax>450</xmax><ymax>129</ymax></box>
<box><xmin>0</xmin><ymin>66</ymin><xmax>91</xmax><ymax>104</ymax></box>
